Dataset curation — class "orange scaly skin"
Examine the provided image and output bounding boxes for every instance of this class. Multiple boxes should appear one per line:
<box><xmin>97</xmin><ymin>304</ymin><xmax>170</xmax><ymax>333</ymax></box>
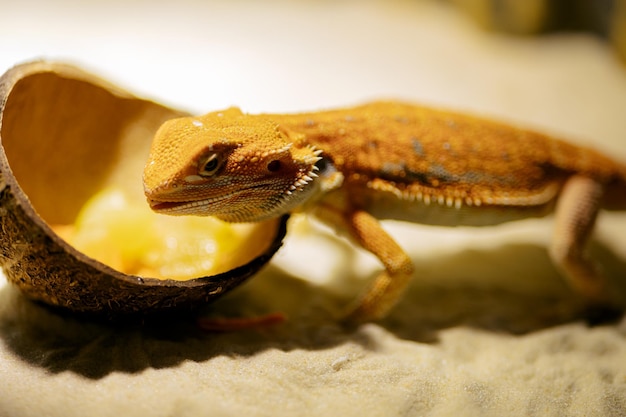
<box><xmin>143</xmin><ymin>101</ymin><xmax>626</xmax><ymax>322</ymax></box>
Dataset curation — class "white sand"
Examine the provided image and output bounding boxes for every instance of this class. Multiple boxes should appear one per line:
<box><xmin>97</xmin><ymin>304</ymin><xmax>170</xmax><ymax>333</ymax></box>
<box><xmin>1</xmin><ymin>1</ymin><xmax>626</xmax><ymax>416</ymax></box>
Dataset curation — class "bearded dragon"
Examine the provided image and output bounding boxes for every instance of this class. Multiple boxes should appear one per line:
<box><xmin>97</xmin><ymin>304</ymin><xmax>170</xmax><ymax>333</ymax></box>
<box><xmin>143</xmin><ymin>101</ymin><xmax>626</xmax><ymax>322</ymax></box>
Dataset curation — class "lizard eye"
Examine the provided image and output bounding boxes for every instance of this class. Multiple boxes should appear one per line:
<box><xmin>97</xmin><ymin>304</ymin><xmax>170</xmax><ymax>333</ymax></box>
<box><xmin>199</xmin><ymin>153</ymin><xmax>222</xmax><ymax>177</ymax></box>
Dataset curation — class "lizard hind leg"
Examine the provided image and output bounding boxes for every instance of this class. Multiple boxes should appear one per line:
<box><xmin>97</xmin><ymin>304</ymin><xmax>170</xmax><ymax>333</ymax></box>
<box><xmin>549</xmin><ymin>175</ymin><xmax>611</xmax><ymax>306</ymax></box>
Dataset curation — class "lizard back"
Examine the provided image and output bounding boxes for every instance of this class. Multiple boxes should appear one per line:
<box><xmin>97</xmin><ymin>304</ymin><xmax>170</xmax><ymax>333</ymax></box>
<box><xmin>272</xmin><ymin>102</ymin><xmax>626</xmax><ymax>220</ymax></box>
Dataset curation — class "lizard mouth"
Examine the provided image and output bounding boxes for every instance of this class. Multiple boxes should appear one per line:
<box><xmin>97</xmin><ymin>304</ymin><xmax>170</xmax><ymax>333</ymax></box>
<box><xmin>146</xmin><ymin>181</ymin><xmax>282</xmax><ymax>214</ymax></box>
<box><xmin>148</xmin><ymin>200</ymin><xmax>187</xmax><ymax>212</ymax></box>
<box><xmin>147</xmin><ymin>198</ymin><xmax>227</xmax><ymax>214</ymax></box>
<box><xmin>146</xmin><ymin>189</ymin><xmax>250</xmax><ymax>214</ymax></box>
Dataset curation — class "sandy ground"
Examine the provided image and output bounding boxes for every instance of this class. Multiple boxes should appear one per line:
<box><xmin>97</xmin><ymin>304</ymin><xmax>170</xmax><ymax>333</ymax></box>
<box><xmin>1</xmin><ymin>1</ymin><xmax>626</xmax><ymax>416</ymax></box>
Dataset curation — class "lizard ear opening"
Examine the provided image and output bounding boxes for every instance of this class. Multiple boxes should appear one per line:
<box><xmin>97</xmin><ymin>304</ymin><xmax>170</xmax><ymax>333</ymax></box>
<box><xmin>267</xmin><ymin>160</ymin><xmax>282</xmax><ymax>172</ymax></box>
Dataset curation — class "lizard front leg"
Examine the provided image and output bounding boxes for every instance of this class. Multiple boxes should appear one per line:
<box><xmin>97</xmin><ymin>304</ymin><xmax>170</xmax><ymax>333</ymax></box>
<box><xmin>549</xmin><ymin>175</ymin><xmax>610</xmax><ymax>305</ymax></box>
<box><xmin>344</xmin><ymin>209</ymin><xmax>415</xmax><ymax>322</ymax></box>
<box><xmin>315</xmin><ymin>203</ymin><xmax>415</xmax><ymax>322</ymax></box>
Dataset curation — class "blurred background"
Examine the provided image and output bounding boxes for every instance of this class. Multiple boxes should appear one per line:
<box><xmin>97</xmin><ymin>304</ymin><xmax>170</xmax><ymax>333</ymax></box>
<box><xmin>1</xmin><ymin>0</ymin><xmax>624</xmax><ymax>140</ymax></box>
<box><xmin>449</xmin><ymin>0</ymin><xmax>626</xmax><ymax>53</ymax></box>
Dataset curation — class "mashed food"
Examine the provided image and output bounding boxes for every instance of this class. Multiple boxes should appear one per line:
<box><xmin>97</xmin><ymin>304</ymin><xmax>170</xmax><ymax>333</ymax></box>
<box><xmin>55</xmin><ymin>188</ymin><xmax>276</xmax><ymax>280</ymax></box>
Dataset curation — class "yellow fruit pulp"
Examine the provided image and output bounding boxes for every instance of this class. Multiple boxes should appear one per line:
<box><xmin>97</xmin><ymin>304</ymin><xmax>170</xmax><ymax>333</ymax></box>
<box><xmin>53</xmin><ymin>188</ymin><xmax>276</xmax><ymax>280</ymax></box>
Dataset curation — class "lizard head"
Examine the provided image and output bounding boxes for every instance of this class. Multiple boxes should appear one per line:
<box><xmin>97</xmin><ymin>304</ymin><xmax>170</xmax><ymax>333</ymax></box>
<box><xmin>143</xmin><ymin>107</ymin><xmax>322</xmax><ymax>222</ymax></box>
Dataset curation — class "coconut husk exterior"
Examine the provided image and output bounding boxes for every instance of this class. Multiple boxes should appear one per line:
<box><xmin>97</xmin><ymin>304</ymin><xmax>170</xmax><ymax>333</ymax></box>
<box><xmin>0</xmin><ymin>61</ymin><xmax>287</xmax><ymax>319</ymax></box>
